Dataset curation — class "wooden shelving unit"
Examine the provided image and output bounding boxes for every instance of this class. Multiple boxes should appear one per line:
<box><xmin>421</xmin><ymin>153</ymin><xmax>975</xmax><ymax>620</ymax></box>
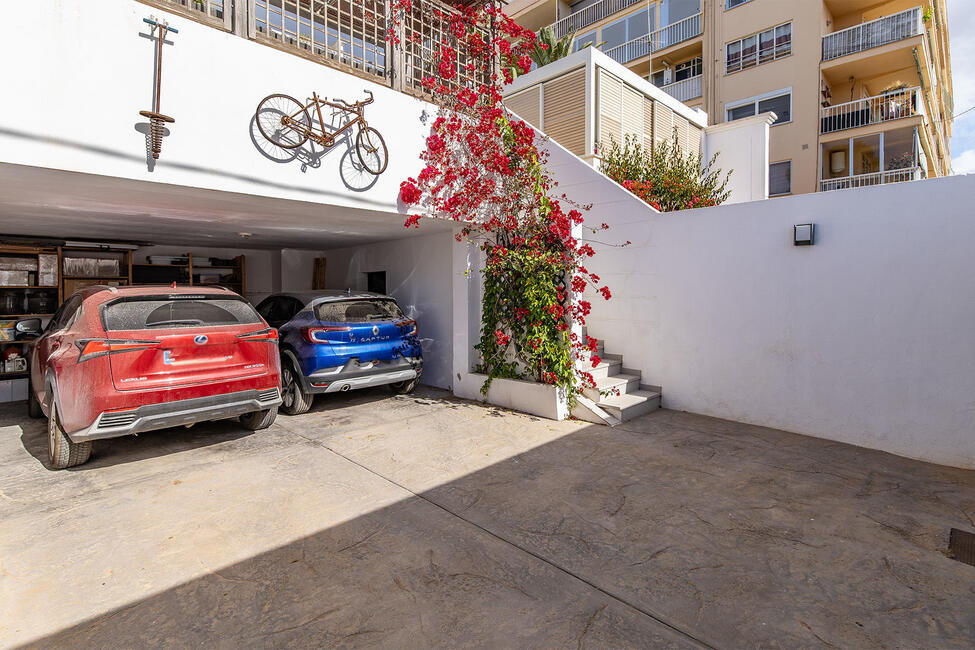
<box><xmin>133</xmin><ymin>253</ymin><xmax>246</xmax><ymax>296</ymax></box>
<box><xmin>60</xmin><ymin>246</ymin><xmax>133</xmax><ymax>297</ymax></box>
<box><xmin>0</xmin><ymin>243</ymin><xmax>61</xmax><ymax>380</ymax></box>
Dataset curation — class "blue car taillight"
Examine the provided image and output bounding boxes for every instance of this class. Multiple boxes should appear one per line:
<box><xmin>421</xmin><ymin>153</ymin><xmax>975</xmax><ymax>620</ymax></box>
<box><xmin>395</xmin><ymin>319</ymin><xmax>418</xmax><ymax>336</ymax></box>
<box><xmin>302</xmin><ymin>325</ymin><xmax>351</xmax><ymax>343</ymax></box>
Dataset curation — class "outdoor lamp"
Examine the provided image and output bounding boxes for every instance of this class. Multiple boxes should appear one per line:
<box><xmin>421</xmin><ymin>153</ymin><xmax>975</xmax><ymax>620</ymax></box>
<box><xmin>794</xmin><ymin>224</ymin><xmax>815</xmax><ymax>246</ymax></box>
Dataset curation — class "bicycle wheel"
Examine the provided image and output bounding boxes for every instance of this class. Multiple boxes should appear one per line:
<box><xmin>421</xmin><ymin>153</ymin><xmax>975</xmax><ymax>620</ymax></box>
<box><xmin>256</xmin><ymin>94</ymin><xmax>311</xmax><ymax>149</ymax></box>
<box><xmin>356</xmin><ymin>126</ymin><xmax>388</xmax><ymax>175</ymax></box>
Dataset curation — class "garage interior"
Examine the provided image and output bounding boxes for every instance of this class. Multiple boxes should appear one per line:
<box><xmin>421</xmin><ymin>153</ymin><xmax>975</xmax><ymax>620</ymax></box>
<box><xmin>0</xmin><ymin>162</ymin><xmax>458</xmax><ymax>401</ymax></box>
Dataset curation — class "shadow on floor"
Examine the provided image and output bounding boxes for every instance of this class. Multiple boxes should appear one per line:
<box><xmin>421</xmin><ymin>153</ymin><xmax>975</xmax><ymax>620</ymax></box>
<box><xmin>18</xmin><ymin>405</ymin><xmax>975</xmax><ymax>648</ymax></box>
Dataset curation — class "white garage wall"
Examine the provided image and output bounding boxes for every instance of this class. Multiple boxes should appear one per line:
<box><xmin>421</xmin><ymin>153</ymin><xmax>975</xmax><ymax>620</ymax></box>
<box><xmin>0</xmin><ymin>0</ymin><xmax>430</xmax><ymax>215</ymax></box>
<box><xmin>564</xmin><ymin>167</ymin><xmax>975</xmax><ymax>469</ymax></box>
<box><xmin>321</xmin><ymin>230</ymin><xmax>456</xmax><ymax>389</ymax></box>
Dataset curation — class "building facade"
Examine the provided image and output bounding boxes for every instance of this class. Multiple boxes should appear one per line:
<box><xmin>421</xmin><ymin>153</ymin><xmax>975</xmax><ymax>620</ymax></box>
<box><xmin>507</xmin><ymin>0</ymin><xmax>953</xmax><ymax>196</ymax></box>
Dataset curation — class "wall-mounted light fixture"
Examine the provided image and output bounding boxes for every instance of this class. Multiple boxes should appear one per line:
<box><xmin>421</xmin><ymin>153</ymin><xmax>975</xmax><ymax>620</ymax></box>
<box><xmin>794</xmin><ymin>224</ymin><xmax>815</xmax><ymax>246</ymax></box>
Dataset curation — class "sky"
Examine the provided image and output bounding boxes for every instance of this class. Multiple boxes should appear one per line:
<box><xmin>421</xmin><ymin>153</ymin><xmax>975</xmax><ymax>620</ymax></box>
<box><xmin>948</xmin><ymin>0</ymin><xmax>975</xmax><ymax>174</ymax></box>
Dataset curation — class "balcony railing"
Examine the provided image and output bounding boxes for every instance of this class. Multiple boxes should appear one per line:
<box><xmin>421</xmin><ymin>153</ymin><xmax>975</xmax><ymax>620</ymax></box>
<box><xmin>658</xmin><ymin>75</ymin><xmax>702</xmax><ymax>103</ymax></box>
<box><xmin>820</xmin><ymin>87</ymin><xmax>921</xmax><ymax>134</ymax></box>
<box><xmin>550</xmin><ymin>0</ymin><xmax>643</xmax><ymax>39</ymax></box>
<box><xmin>250</xmin><ymin>0</ymin><xmax>488</xmax><ymax>99</ymax></box>
<box><xmin>822</xmin><ymin>7</ymin><xmax>922</xmax><ymax>62</ymax></box>
<box><xmin>141</xmin><ymin>0</ymin><xmax>231</xmax><ymax>29</ymax></box>
<box><xmin>819</xmin><ymin>167</ymin><xmax>922</xmax><ymax>192</ymax></box>
<box><xmin>605</xmin><ymin>35</ymin><xmax>650</xmax><ymax>65</ymax></box>
<box><xmin>650</xmin><ymin>12</ymin><xmax>702</xmax><ymax>52</ymax></box>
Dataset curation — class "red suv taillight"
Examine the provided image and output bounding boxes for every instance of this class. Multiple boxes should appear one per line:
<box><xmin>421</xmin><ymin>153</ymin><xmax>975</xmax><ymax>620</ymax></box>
<box><xmin>396</xmin><ymin>319</ymin><xmax>418</xmax><ymax>336</ymax></box>
<box><xmin>237</xmin><ymin>327</ymin><xmax>279</xmax><ymax>343</ymax></box>
<box><xmin>76</xmin><ymin>339</ymin><xmax>161</xmax><ymax>362</ymax></box>
<box><xmin>302</xmin><ymin>326</ymin><xmax>351</xmax><ymax>343</ymax></box>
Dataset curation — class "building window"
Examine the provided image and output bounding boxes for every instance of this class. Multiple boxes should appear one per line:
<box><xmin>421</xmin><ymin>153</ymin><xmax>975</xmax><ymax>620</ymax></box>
<box><xmin>675</xmin><ymin>57</ymin><xmax>702</xmax><ymax>81</ymax></box>
<box><xmin>726</xmin><ymin>22</ymin><xmax>791</xmax><ymax>73</ymax></box>
<box><xmin>599</xmin><ymin>9</ymin><xmax>650</xmax><ymax>51</ymax></box>
<box><xmin>726</xmin><ymin>90</ymin><xmax>791</xmax><ymax>125</ymax></box>
<box><xmin>573</xmin><ymin>31</ymin><xmax>597</xmax><ymax>51</ymax></box>
<box><xmin>821</xmin><ymin>126</ymin><xmax>919</xmax><ymax>180</ymax></box>
<box><xmin>726</xmin><ymin>0</ymin><xmax>753</xmax><ymax>8</ymax></box>
<box><xmin>769</xmin><ymin>161</ymin><xmax>791</xmax><ymax>196</ymax></box>
<box><xmin>651</xmin><ymin>70</ymin><xmax>667</xmax><ymax>86</ymax></box>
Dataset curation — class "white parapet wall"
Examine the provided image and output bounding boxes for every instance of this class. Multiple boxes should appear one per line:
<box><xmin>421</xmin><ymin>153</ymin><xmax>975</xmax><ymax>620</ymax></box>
<box><xmin>703</xmin><ymin>112</ymin><xmax>776</xmax><ymax>204</ymax></box>
<box><xmin>564</xmin><ymin>170</ymin><xmax>975</xmax><ymax>470</ymax></box>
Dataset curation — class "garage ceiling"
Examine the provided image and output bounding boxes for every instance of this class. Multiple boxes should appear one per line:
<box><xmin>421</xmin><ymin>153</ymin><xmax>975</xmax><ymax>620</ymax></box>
<box><xmin>0</xmin><ymin>163</ymin><xmax>454</xmax><ymax>250</ymax></box>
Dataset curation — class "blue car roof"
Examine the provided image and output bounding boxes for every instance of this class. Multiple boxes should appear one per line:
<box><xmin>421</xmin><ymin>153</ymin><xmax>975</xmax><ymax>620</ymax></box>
<box><xmin>274</xmin><ymin>290</ymin><xmax>393</xmax><ymax>309</ymax></box>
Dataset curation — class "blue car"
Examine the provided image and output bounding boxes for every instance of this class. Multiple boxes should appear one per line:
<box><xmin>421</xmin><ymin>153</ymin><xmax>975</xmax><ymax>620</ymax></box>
<box><xmin>254</xmin><ymin>291</ymin><xmax>422</xmax><ymax>415</ymax></box>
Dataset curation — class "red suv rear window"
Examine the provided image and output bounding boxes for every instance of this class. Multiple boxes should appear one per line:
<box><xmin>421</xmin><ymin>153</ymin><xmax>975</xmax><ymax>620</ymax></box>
<box><xmin>103</xmin><ymin>296</ymin><xmax>262</xmax><ymax>331</ymax></box>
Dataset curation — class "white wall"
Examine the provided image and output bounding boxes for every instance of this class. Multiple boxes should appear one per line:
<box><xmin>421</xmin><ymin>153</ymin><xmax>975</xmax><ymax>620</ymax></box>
<box><xmin>568</xmin><ymin>172</ymin><xmax>975</xmax><ymax>469</ymax></box>
<box><xmin>0</xmin><ymin>0</ymin><xmax>430</xmax><ymax>215</ymax></box>
<box><xmin>321</xmin><ymin>230</ymin><xmax>456</xmax><ymax>389</ymax></box>
<box><xmin>703</xmin><ymin>112</ymin><xmax>775</xmax><ymax>204</ymax></box>
<box><xmin>135</xmin><ymin>245</ymin><xmax>326</xmax><ymax>305</ymax></box>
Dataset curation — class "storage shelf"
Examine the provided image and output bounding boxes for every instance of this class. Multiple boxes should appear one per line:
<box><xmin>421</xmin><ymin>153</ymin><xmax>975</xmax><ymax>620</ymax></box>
<box><xmin>62</xmin><ymin>275</ymin><xmax>128</xmax><ymax>280</ymax></box>
<box><xmin>0</xmin><ymin>286</ymin><xmax>58</xmax><ymax>290</ymax></box>
<box><xmin>0</xmin><ymin>314</ymin><xmax>53</xmax><ymax>318</ymax></box>
<box><xmin>0</xmin><ymin>371</ymin><xmax>28</xmax><ymax>378</ymax></box>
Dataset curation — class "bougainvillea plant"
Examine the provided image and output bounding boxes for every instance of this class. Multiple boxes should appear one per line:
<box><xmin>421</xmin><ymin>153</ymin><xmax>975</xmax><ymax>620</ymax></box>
<box><xmin>391</xmin><ymin>0</ymin><xmax>617</xmax><ymax>401</ymax></box>
<box><xmin>600</xmin><ymin>135</ymin><xmax>731</xmax><ymax>211</ymax></box>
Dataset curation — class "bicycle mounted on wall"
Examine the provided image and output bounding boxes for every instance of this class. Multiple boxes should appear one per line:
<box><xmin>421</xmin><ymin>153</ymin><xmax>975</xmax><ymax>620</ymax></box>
<box><xmin>256</xmin><ymin>90</ymin><xmax>389</xmax><ymax>175</ymax></box>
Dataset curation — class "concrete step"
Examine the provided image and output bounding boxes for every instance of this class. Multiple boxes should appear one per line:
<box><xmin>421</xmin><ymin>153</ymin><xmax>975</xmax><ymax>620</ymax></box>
<box><xmin>597</xmin><ymin>389</ymin><xmax>661</xmax><ymax>422</ymax></box>
<box><xmin>587</xmin><ymin>357</ymin><xmax>622</xmax><ymax>380</ymax></box>
<box><xmin>582</xmin><ymin>372</ymin><xmax>640</xmax><ymax>401</ymax></box>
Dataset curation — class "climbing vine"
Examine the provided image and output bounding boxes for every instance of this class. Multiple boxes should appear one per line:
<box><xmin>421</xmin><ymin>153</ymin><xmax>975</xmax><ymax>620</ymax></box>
<box><xmin>392</xmin><ymin>1</ymin><xmax>616</xmax><ymax>399</ymax></box>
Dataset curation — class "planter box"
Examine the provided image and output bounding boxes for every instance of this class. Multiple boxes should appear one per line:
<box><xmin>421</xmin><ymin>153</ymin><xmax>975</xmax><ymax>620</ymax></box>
<box><xmin>455</xmin><ymin>373</ymin><xmax>570</xmax><ymax>420</ymax></box>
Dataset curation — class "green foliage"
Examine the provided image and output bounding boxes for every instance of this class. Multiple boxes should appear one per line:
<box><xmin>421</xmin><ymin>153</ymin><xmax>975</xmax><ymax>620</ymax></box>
<box><xmin>507</xmin><ymin>26</ymin><xmax>588</xmax><ymax>79</ymax></box>
<box><xmin>599</xmin><ymin>135</ymin><xmax>732</xmax><ymax>211</ymax></box>
<box><xmin>474</xmin><ymin>248</ymin><xmax>574</xmax><ymax>393</ymax></box>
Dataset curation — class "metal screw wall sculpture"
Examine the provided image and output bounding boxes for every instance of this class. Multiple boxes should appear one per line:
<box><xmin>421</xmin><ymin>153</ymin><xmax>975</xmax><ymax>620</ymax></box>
<box><xmin>140</xmin><ymin>16</ymin><xmax>178</xmax><ymax>160</ymax></box>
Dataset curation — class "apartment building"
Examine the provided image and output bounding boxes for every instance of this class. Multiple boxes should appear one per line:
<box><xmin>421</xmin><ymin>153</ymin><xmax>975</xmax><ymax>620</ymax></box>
<box><xmin>507</xmin><ymin>0</ymin><xmax>953</xmax><ymax>196</ymax></box>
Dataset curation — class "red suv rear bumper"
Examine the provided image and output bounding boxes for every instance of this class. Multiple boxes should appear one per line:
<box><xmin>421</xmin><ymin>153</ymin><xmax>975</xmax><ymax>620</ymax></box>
<box><xmin>68</xmin><ymin>387</ymin><xmax>282</xmax><ymax>442</ymax></box>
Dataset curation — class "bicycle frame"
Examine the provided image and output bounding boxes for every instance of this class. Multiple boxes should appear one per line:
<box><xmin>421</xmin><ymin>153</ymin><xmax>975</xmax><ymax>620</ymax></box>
<box><xmin>287</xmin><ymin>91</ymin><xmax>372</xmax><ymax>148</ymax></box>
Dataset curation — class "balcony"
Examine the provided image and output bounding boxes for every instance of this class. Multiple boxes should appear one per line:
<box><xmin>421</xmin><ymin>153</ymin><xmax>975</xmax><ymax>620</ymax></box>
<box><xmin>820</xmin><ymin>87</ymin><xmax>922</xmax><ymax>134</ymax></box>
<box><xmin>550</xmin><ymin>0</ymin><xmax>643</xmax><ymax>39</ymax></box>
<box><xmin>819</xmin><ymin>167</ymin><xmax>923</xmax><ymax>192</ymax></box>
<box><xmin>650</xmin><ymin>12</ymin><xmax>702</xmax><ymax>53</ymax></box>
<box><xmin>605</xmin><ymin>35</ymin><xmax>650</xmax><ymax>65</ymax></box>
<box><xmin>822</xmin><ymin>7</ymin><xmax>922</xmax><ymax>61</ymax></box>
<box><xmin>658</xmin><ymin>75</ymin><xmax>702</xmax><ymax>103</ymax></box>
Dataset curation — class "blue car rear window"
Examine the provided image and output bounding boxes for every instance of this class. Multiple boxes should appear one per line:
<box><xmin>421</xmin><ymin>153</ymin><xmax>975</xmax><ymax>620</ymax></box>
<box><xmin>314</xmin><ymin>299</ymin><xmax>404</xmax><ymax>323</ymax></box>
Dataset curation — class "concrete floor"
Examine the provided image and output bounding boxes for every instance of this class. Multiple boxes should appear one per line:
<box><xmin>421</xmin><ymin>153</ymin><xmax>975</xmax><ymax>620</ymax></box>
<box><xmin>1</xmin><ymin>387</ymin><xmax>974</xmax><ymax>648</ymax></box>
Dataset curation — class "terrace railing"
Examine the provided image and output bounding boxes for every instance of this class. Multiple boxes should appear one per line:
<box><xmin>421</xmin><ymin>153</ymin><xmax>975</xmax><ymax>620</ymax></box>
<box><xmin>820</xmin><ymin>87</ymin><xmax>921</xmax><ymax>134</ymax></box>
<box><xmin>253</xmin><ymin>0</ymin><xmax>390</xmax><ymax>80</ymax></box>
<box><xmin>550</xmin><ymin>0</ymin><xmax>643</xmax><ymax>39</ymax></box>
<box><xmin>605</xmin><ymin>35</ymin><xmax>650</xmax><ymax>65</ymax></box>
<box><xmin>140</xmin><ymin>0</ymin><xmax>232</xmax><ymax>29</ymax></box>
<box><xmin>659</xmin><ymin>74</ymin><xmax>702</xmax><ymax>103</ymax></box>
<box><xmin>819</xmin><ymin>167</ymin><xmax>922</xmax><ymax>192</ymax></box>
<box><xmin>650</xmin><ymin>12</ymin><xmax>702</xmax><ymax>52</ymax></box>
<box><xmin>822</xmin><ymin>7</ymin><xmax>922</xmax><ymax>61</ymax></box>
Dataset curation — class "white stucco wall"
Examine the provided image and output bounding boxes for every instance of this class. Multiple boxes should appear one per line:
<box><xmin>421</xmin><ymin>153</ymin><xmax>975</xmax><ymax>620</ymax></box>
<box><xmin>564</xmin><ymin>169</ymin><xmax>975</xmax><ymax>469</ymax></box>
<box><xmin>320</xmin><ymin>230</ymin><xmax>456</xmax><ymax>390</ymax></box>
<box><xmin>703</xmin><ymin>112</ymin><xmax>775</xmax><ymax>204</ymax></box>
<box><xmin>0</xmin><ymin>0</ymin><xmax>430</xmax><ymax>214</ymax></box>
<box><xmin>134</xmin><ymin>245</ymin><xmax>328</xmax><ymax>305</ymax></box>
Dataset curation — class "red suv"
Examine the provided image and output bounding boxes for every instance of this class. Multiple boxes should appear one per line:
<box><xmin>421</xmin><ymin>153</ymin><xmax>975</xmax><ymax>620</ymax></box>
<box><xmin>27</xmin><ymin>286</ymin><xmax>282</xmax><ymax>469</ymax></box>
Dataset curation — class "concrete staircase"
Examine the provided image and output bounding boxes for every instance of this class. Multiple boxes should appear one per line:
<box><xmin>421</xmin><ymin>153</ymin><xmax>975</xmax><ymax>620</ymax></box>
<box><xmin>573</xmin><ymin>330</ymin><xmax>661</xmax><ymax>425</ymax></box>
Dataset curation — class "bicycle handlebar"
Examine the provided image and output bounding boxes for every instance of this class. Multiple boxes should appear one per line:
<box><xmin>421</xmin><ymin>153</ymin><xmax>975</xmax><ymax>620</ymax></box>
<box><xmin>330</xmin><ymin>90</ymin><xmax>374</xmax><ymax>109</ymax></box>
